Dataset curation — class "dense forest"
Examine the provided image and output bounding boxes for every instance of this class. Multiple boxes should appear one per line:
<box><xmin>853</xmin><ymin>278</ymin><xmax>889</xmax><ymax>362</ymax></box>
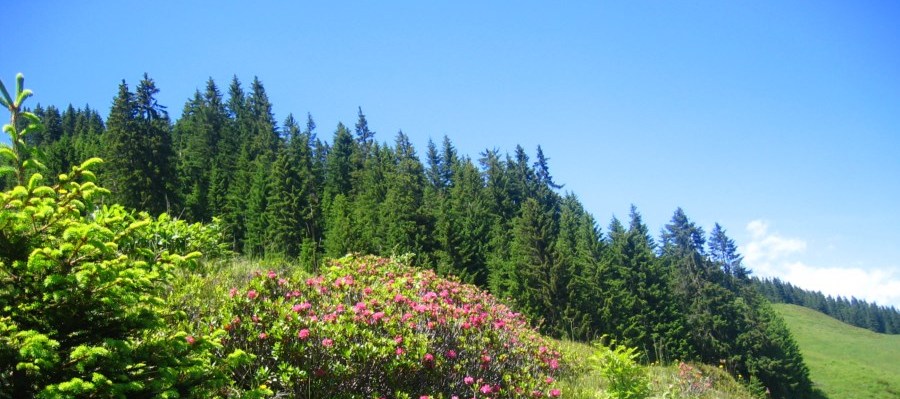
<box><xmin>754</xmin><ymin>277</ymin><xmax>900</xmax><ymax>334</ymax></box>
<box><xmin>5</xmin><ymin>73</ymin><xmax>818</xmax><ymax>397</ymax></box>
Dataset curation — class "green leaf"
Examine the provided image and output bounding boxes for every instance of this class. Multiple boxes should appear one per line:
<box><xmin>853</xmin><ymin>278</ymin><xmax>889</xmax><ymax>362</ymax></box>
<box><xmin>31</xmin><ymin>186</ymin><xmax>55</xmax><ymax>197</ymax></box>
<box><xmin>0</xmin><ymin>78</ymin><xmax>12</xmax><ymax>108</ymax></box>
<box><xmin>15</xmin><ymin>73</ymin><xmax>24</xmax><ymax>98</ymax></box>
<box><xmin>79</xmin><ymin>157</ymin><xmax>104</xmax><ymax>170</ymax></box>
<box><xmin>28</xmin><ymin>173</ymin><xmax>43</xmax><ymax>190</ymax></box>
<box><xmin>21</xmin><ymin>111</ymin><xmax>40</xmax><ymax>124</ymax></box>
<box><xmin>80</xmin><ymin>170</ymin><xmax>97</xmax><ymax>182</ymax></box>
<box><xmin>23</xmin><ymin>159</ymin><xmax>47</xmax><ymax>171</ymax></box>
<box><xmin>16</xmin><ymin>89</ymin><xmax>33</xmax><ymax>107</ymax></box>
<box><xmin>0</xmin><ymin>165</ymin><xmax>15</xmax><ymax>176</ymax></box>
<box><xmin>0</xmin><ymin>146</ymin><xmax>17</xmax><ymax>162</ymax></box>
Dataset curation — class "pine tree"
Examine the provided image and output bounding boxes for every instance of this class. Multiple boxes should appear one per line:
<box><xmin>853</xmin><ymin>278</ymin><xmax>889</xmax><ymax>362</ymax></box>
<box><xmin>134</xmin><ymin>73</ymin><xmax>176</xmax><ymax>215</ymax></box>
<box><xmin>508</xmin><ymin>197</ymin><xmax>559</xmax><ymax>334</ymax></box>
<box><xmin>709</xmin><ymin>223</ymin><xmax>748</xmax><ymax>285</ymax></box>
<box><xmin>381</xmin><ymin>131</ymin><xmax>427</xmax><ymax>257</ymax></box>
<box><xmin>350</xmin><ymin>143</ymin><xmax>389</xmax><ymax>254</ymax></box>
<box><xmin>323</xmin><ymin>123</ymin><xmax>355</xmax><ymax>205</ymax></box>
<box><xmin>266</xmin><ymin>114</ymin><xmax>321</xmax><ymax>263</ymax></box>
<box><xmin>354</xmin><ymin>106</ymin><xmax>375</xmax><ymax>148</ymax></box>
<box><xmin>434</xmin><ymin>157</ymin><xmax>492</xmax><ymax>285</ymax></box>
<box><xmin>99</xmin><ymin>74</ymin><xmax>176</xmax><ymax>215</ymax></box>
<box><xmin>552</xmin><ymin>194</ymin><xmax>601</xmax><ymax>340</ymax></box>
<box><xmin>324</xmin><ymin>193</ymin><xmax>355</xmax><ymax>258</ymax></box>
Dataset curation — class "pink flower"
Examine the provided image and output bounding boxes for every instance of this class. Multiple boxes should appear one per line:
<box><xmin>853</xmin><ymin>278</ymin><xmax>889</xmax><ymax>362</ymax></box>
<box><xmin>247</xmin><ymin>290</ymin><xmax>258</xmax><ymax>299</ymax></box>
<box><xmin>464</xmin><ymin>376</ymin><xmax>475</xmax><ymax>385</ymax></box>
<box><xmin>549</xmin><ymin>358</ymin><xmax>559</xmax><ymax>370</ymax></box>
<box><xmin>267</xmin><ymin>270</ymin><xmax>277</xmax><ymax>279</ymax></box>
<box><xmin>354</xmin><ymin>301</ymin><xmax>367</xmax><ymax>313</ymax></box>
<box><xmin>185</xmin><ymin>335</ymin><xmax>196</xmax><ymax>345</ymax></box>
<box><xmin>364</xmin><ymin>287</ymin><xmax>373</xmax><ymax>295</ymax></box>
<box><xmin>394</xmin><ymin>335</ymin><xmax>404</xmax><ymax>344</ymax></box>
<box><xmin>372</xmin><ymin>311</ymin><xmax>385</xmax><ymax>322</ymax></box>
<box><xmin>446</xmin><ymin>349</ymin><xmax>457</xmax><ymax>359</ymax></box>
<box><xmin>423</xmin><ymin>353</ymin><xmax>434</xmax><ymax>366</ymax></box>
<box><xmin>549</xmin><ymin>388</ymin><xmax>561</xmax><ymax>397</ymax></box>
<box><xmin>298</xmin><ymin>329</ymin><xmax>310</xmax><ymax>340</ymax></box>
<box><xmin>545</xmin><ymin>376</ymin><xmax>554</xmax><ymax>384</ymax></box>
<box><xmin>322</xmin><ymin>338</ymin><xmax>334</xmax><ymax>347</ymax></box>
<box><xmin>258</xmin><ymin>332</ymin><xmax>267</xmax><ymax>340</ymax></box>
<box><xmin>482</xmin><ymin>354</ymin><xmax>492</xmax><ymax>363</ymax></box>
<box><xmin>419</xmin><ymin>396</ymin><xmax>429</xmax><ymax>399</ymax></box>
<box><xmin>395</xmin><ymin>347</ymin><xmax>405</xmax><ymax>355</ymax></box>
<box><xmin>480</xmin><ymin>384</ymin><xmax>492</xmax><ymax>394</ymax></box>
<box><xmin>229</xmin><ymin>288</ymin><xmax>238</xmax><ymax>298</ymax></box>
<box><xmin>292</xmin><ymin>304</ymin><xmax>304</xmax><ymax>312</ymax></box>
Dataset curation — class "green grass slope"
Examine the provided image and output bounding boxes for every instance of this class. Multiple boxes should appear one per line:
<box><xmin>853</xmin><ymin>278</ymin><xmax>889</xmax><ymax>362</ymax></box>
<box><xmin>774</xmin><ymin>303</ymin><xmax>900</xmax><ymax>399</ymax></box>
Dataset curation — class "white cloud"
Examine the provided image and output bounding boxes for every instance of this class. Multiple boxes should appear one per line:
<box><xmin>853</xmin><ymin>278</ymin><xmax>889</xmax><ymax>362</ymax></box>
<box><xmin>740</xmin><ymin>220</ymin><xmax>900</xmax><ymax>309</ymax></box>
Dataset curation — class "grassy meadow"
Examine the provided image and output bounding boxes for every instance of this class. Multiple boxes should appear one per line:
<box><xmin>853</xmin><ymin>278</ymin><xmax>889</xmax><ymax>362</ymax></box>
<box><xmin>774</xmin><ymin>303</ymin><xmax>900</xmax><ymax>399</ymax></box>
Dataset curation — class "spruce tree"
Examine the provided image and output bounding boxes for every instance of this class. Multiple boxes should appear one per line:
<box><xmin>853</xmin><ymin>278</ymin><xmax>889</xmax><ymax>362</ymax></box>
<box><xmin>508</xmin><ymin>197</ymin><xmax>559</xmax><ymax>334</ymax></box>
<box><xmin>381</xmin><ymin>131</ymin><xmax>427</xmax><ymax>257</ymax></box>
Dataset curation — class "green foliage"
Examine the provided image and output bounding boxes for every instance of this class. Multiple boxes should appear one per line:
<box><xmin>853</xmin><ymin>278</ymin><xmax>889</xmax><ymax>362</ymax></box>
<box><xmin>0</xmin><ymin>158</ymin><xmax>219</xmax><ymax>397</ymax></box>
<box><xmin>0</xmin><ymin>79</ymin><xmax>223</xmax><ymax>397</ymax></box>
<box><xmin>101</xmin><ymin>75</ymin><xmax>176</xmax><ymax>215</ymax></box>
<box><xmin>0</xmin><ymin>73</ymin><xmax>45</xmax><ymax>187</ymax></box>
<box><xmin>590</xmin><ymin>340</ymin><xmax>651</xmax><ymax>399</ymax></box>
<box><xmin>23</xmin><ymin>72</ymin><xmax>828</xmax><ymax>399</ymax></box>
<box><xmin>216</xmin><ymin>255</ymin><xmax>568</xmax><ymax>398</ymax></box>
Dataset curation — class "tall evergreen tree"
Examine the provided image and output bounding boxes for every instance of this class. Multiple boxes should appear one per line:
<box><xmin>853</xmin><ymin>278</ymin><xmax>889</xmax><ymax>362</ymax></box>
<box><xmin>709</xmin><ymin>223</ymin><xmax>749</xmax><ymax>287</ymax></box>
<box><xmin>508</xmin><ymin>197</ymin><xmax>560</xmax><ymax>334</ymax></box>
<box><xmin>381</xmin><ymin>131</ymin><xmax>428</xmax><ymax>257</ymax></box>
<box><xmin>102</xmin><ymin>76</ymin><xmax>176</xmax><ymax>214</ymax></box>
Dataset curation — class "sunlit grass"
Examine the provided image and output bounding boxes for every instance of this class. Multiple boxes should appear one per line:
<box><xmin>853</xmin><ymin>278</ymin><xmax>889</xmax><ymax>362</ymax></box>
<box><xmin>555</xmin><ymin>339</ymin><xmax>759</xmax><ymax>399</ymax></box>
<box><xmin>775</xmin><ymin>303</ymin><xmax>900</xmax><ymax>399</ymax></box>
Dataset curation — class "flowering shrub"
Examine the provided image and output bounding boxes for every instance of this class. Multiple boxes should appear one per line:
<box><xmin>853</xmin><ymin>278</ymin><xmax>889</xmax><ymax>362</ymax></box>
<box><xmin>219</xmin><ymin>254</ymin><xmax>567</xmax><ymax>398</ymax></box>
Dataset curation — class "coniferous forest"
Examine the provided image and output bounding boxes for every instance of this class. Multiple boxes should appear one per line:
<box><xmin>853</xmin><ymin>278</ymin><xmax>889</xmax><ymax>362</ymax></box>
<box><xmin>754</xmin><ymin>277</ymin><xmax>900</xmax><ymax>334</ymax></box>
<box><xmin>2</xmin><ymin>74</ymin><xmax>821</xmax><ymax>398</ymax></box>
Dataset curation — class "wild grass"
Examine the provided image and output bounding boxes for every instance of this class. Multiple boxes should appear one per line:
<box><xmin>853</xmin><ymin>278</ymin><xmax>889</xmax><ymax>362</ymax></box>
<box><xmin>555</xmin><ymin>340</ymin><xmax>759</xmax><ymax>399</ymax></box>
<box><xmin>774</xmin><ymin>303</ymin><xmax>900</xmax><ymax>399</ymax></box>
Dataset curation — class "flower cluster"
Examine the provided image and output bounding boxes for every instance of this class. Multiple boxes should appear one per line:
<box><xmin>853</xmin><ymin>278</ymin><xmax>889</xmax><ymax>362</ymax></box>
<box><xmin>220</xmin><ymin>255</ymin><xmax>566</xmax><ymax>398</ymax></box>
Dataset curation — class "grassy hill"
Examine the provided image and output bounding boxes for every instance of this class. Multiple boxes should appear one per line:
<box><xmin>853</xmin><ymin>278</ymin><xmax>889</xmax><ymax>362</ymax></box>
<box><xmin>774</xmin><ymin>303</ymin><xmax>900</xmax><ymax>399</ymax></box>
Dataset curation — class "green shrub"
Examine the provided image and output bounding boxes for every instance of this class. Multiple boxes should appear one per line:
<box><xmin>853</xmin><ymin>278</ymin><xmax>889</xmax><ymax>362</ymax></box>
<box><xmin>217</xmin><ymin>254</ymin><xmax>568</xmax><ymax>398</ymax></box>
<box><xmin>0</xmin><ymin>74</ymin><xmax>223</xmax><ymax>398</ymax></box>
<box><xmin>591</xmin><ymin>340</ymin><xmax>651</xmax><ymax>399</ymax></box>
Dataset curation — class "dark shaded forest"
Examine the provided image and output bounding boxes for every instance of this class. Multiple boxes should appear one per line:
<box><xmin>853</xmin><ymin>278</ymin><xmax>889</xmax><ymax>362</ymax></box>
<box><xmin>10</xmin><ymin>73</ymin><xmax>820</xmax><ymax>397</ymax></box>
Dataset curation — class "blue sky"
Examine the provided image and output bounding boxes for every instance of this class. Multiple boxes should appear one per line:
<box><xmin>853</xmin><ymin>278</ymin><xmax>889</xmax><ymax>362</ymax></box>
<box><xmin>4</xmin><ymin>1</ymin><xmax>899</xmax><ymax>307</ymax></box>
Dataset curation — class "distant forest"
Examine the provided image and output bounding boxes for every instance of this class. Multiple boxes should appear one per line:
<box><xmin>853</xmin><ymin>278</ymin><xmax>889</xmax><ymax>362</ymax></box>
<box><xmin>754</xmin><ymin>277</ymin><xmax>900</xmax><ymax>334</ymax></box>
<box><xmin>10</xmin><ymin>73</ymin><xmax>820</xmax><ymax>397</ymax></box>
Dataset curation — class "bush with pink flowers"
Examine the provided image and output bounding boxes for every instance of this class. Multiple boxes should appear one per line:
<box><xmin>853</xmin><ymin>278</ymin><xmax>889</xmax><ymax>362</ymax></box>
<box><xmin>218</xmin><ymin>254</ymin><xmax>568</xmax><ymax>398</ymax></box>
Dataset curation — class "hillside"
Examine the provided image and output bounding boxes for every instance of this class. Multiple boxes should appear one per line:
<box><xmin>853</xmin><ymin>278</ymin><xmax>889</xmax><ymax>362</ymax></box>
<box><xmin>774</xmin><ymin>304</ymin><xmax>900</xmax><ymax>399</ymax></box>
<box><xmin>3</xmin><ymin>73</ymin><xmax>814</xmax><ymax>398</ymax></box>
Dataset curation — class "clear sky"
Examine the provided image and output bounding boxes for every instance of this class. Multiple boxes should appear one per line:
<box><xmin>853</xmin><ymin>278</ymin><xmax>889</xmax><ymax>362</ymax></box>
<box><xmin>4</xmin><ymin>1</ymin><xmax>899</xmax><ymax>307</ymax></box>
